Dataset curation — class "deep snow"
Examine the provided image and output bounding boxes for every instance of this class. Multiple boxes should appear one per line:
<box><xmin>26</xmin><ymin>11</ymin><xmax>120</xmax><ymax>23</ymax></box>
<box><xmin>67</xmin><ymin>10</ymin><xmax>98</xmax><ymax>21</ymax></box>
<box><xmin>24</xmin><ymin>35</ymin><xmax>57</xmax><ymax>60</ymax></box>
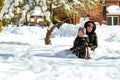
<box><xmin>0</xmin><ymin>23</ymin><xmax>120</xmax><ymax>80</ymax></box>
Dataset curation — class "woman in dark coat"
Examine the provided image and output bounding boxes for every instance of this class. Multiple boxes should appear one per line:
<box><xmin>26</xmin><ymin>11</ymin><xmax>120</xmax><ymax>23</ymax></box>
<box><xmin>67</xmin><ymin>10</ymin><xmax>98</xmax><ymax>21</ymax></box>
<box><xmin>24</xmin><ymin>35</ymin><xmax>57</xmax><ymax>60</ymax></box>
<box><xmin>84</xmin><ymin>21</ymin><xmax>98</xmax><ymax>51</ymax></box>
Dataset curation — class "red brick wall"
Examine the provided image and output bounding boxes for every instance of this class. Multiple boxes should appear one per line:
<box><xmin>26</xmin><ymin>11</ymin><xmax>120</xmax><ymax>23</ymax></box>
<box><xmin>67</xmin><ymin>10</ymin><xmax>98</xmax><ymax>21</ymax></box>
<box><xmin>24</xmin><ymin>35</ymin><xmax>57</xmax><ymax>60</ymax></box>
<box><xmin>90</xmin><ymin>0</ymin><xmax>120</xmax><ymax>24</ymax></box>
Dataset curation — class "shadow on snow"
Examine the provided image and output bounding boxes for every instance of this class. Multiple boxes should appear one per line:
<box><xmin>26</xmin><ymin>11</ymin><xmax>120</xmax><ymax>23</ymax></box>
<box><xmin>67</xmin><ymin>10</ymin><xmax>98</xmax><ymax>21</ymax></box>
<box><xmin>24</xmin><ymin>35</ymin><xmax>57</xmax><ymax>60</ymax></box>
<box><xmin>95</xmin><ymin>56</ymin><xmax>120</xmax><ymax>60</ymax></box>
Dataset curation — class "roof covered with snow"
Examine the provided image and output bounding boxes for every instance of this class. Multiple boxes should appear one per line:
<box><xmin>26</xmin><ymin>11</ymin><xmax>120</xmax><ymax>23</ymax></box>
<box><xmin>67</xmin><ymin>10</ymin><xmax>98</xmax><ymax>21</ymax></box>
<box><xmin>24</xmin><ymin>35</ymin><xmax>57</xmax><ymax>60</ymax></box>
<box><xmin>107</xmin><ymin>5</ymin><xmax>120</xmax><ymax>14</ymax></box>
<box><xmin>32</xmin><ymin>6</ymin><xmax>44</xmax><ymax>16</ymax></box>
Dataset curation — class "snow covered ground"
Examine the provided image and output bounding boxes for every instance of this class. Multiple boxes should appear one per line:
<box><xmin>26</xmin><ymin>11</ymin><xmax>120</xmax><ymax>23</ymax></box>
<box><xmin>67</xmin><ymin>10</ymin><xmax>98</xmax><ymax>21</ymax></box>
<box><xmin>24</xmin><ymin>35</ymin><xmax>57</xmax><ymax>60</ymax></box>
<box><xmin>0</xmin><ymin>23</ymin><xmax>120</xmax><ymax>80</ymax></box>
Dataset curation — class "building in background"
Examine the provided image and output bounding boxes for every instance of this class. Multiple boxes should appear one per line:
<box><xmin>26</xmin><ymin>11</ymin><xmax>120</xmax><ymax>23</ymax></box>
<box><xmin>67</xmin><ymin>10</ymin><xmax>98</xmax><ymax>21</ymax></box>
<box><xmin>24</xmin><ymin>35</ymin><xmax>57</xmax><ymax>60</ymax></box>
<box><xmin>30</xmin><ymin>6</ymin><xmax>44</xmax><ymax>25</ymax></box>
<box><xmin>89</xmin><ymin>0</ymin><xmax>120</xmax><ymax>25</ymax></box>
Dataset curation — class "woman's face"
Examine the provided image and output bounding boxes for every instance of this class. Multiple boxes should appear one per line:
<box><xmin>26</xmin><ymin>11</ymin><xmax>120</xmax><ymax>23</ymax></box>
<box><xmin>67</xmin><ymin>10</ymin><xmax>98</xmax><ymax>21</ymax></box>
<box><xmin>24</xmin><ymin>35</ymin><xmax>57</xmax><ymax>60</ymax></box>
<box><xmin>78</xmin><ymin>31</ymin><xmax>84</xmax><ymax>37</ymax></box>
<box><xmin>86</xmin><ymin>25</ymin><xmax>93</xmax><ymax>32</ymax></box>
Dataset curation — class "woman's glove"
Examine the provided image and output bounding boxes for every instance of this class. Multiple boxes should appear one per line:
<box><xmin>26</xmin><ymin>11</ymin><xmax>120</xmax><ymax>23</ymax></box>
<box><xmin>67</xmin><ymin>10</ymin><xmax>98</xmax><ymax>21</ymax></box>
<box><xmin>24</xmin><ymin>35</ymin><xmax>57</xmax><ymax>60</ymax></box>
<box><xmin>90</xmin><ymin>46</ymin><xmax>96</xmax><ymax>51</ymax></box>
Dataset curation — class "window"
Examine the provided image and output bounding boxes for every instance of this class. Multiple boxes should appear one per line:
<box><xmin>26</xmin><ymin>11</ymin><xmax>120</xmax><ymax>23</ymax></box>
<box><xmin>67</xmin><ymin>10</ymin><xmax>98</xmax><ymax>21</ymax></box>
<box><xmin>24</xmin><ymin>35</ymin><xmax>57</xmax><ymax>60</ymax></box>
<box><xmin>107</xmin><ymin>17</ymin><xmax>112</xmax><ymax>25</ymax></box>
<box><xmin>107</xmin><ymin>16</ymin><xmax>119</xmax><ymax>25</ymax></box>
<box><xmin>113</xmin><ymin>17</ymin><xmax>118</xmax><ymax>25</ymax></box>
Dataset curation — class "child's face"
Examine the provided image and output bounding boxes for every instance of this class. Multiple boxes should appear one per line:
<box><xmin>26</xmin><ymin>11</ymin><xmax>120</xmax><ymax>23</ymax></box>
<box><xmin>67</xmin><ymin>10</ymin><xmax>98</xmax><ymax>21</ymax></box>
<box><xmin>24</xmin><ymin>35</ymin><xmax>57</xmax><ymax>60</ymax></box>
<box><xmin>87</xmin><ymin>25</ymin><xmax>93</xmax><ymax>32</ymax></box>
<box><xmin>78</xmin><ymin>31</ymin><xmax>84</xmax><ymax>37</ymax></box>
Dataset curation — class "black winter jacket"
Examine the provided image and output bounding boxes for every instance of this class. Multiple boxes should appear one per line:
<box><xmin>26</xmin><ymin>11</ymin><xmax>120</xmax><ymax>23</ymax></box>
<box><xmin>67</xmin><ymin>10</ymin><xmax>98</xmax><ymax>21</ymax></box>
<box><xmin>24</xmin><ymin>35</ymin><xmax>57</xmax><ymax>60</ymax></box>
<box><xmin>87</xmin><ymin>32</ymin><xmax>98</xmax><ymax>50</ymax></box>
<box><xmin>70</xmin><ymin>36</ymin><xmax>91</xmax><ymax>59</ymax></box>
<box><xmin>84</xmin><ymin>21</ymin><xmax>98</xmax><ymax>51</ymax></box>
<box><xmin>70</xmin><ymin>36</ymin><xmax>89</xmax><ymax>50</ymax></box>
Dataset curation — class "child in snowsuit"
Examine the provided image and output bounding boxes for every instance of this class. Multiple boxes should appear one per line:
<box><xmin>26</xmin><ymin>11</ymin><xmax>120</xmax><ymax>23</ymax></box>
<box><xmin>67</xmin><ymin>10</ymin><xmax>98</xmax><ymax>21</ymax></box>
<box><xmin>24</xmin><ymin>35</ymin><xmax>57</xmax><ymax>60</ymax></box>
<box><xmin>70</xmin><ymin>27</ymin><xmax>90</xmax><ymax>59</ymax></box>
<box><xmin>84</xmin><ymin>21</ymin><xmax>98</xmax><ymax>51</ymax></box>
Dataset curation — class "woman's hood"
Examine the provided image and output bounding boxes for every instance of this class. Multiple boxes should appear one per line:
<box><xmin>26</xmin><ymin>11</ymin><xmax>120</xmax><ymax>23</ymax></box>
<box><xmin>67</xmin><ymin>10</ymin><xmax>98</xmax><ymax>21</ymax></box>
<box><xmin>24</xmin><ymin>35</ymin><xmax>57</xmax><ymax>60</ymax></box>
<box><xmin>84</xmin><ymin>21</ymin><xmax>96</xmax><ymax>33</ymax></box>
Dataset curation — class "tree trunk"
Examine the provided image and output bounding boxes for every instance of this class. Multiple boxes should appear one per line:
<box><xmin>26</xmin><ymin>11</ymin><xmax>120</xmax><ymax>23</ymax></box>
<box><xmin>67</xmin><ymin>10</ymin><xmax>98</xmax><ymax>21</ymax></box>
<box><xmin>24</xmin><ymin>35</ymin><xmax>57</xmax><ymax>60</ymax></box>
<box><xmin>45</xmin><ymin>23</ymin><xmax>59</xmax><ymax>45</ymax></box>
<box><xmin>44</xmin><ymin>29</ymin><xmax>51</xmax><ymax>45</ymax></box>
<box><xmin>44</xmin><ymin>18</ymin><xmax>70</xmax><ymax>45</ymax></box>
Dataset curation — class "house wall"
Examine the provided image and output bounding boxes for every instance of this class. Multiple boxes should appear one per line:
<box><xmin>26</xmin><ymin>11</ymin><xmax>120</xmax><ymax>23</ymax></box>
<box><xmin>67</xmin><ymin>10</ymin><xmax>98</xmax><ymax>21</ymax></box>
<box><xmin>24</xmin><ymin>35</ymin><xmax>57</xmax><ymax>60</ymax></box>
<box><xmin>90</xmin><ymin>0</ymin><xmax>120</xmax><ymax>25</ymax></box>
